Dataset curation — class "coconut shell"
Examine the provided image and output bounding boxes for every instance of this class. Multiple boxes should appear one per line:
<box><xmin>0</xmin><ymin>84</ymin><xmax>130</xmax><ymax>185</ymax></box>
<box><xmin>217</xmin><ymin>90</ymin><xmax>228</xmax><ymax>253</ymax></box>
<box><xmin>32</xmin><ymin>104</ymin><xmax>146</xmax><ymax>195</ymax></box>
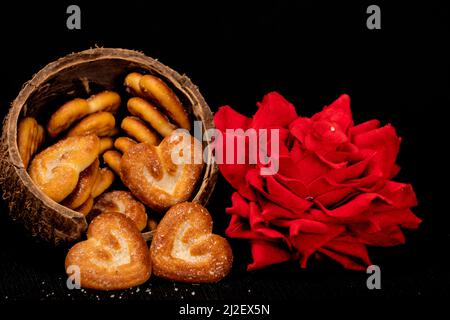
<box><xmin>0</xmin><ymin>48</ymin><xmax>218</xmax><ymax>245</ymax></box>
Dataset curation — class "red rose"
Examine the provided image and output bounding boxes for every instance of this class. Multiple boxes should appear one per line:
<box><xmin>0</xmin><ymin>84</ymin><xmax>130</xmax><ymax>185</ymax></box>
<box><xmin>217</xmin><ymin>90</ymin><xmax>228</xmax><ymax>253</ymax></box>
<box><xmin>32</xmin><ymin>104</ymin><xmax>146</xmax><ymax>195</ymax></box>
<box><xmin>214</xmin><ymin>92</ymin><xmax>421</xmax><ymax>271</ymax></box>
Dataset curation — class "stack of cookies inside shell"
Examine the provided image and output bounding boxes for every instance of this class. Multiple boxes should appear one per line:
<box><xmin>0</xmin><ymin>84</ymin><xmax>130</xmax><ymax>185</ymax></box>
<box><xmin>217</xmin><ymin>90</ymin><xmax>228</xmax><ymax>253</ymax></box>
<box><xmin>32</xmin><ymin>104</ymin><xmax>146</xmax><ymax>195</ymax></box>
<box><xmin>17</xmin><ymin>72</ymin><xmax>232</xmax><ymax>290</ymax></box>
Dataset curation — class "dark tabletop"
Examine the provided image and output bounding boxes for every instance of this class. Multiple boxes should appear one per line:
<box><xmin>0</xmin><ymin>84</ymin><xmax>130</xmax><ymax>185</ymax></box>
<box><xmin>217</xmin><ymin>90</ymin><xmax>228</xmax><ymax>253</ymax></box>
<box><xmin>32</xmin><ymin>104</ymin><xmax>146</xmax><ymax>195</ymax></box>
<box><xmin>0</xmin><ymin>0</ymin><xmax>449</xmax><ymax>306</ymax></box>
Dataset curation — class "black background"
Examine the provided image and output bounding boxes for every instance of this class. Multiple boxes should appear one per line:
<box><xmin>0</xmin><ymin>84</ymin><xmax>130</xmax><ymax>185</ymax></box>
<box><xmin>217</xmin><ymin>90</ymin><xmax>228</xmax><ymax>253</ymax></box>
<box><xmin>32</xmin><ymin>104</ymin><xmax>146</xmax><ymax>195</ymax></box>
<box><xmin>0</xmin><ymin>0</ymin><xmax>449</xmax><ymax>306</ymax></box>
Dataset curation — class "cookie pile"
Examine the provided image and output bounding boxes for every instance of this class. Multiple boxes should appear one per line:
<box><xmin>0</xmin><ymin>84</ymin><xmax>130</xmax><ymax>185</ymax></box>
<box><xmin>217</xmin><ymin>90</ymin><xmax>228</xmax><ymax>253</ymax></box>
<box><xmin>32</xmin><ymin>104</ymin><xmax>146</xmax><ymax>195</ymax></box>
<box><xmin>66</xmin><ymin>202</ymin><xmax>233</xmax><ymax>290</ymax></box>
<box><xmin>22</xmin><ymin>90</ymin><xmax>121</xmax><ymax>214</ymax></box>
<box><xmin>17</xmin><ymin>73</ymin><xmax>233</xmax><ymax>290</ymax></box>
<box><xmin>19</xmin><ymin>73</ymin><xmax>198</xmax><ymax>217</ymax></box>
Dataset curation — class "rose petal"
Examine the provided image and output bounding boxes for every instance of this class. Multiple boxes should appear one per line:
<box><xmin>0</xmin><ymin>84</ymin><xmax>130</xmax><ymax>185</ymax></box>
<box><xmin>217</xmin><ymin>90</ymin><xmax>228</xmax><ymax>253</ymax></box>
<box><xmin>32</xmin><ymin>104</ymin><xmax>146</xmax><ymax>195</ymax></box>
<box><xmin>247</xmin><ymin>170</ymin><xmax>312</xmax><ymax>213</ymax></box>
<box><xmin>289</xmin><ymin>117</ymin><xmax>311</xmax><ymax>144</ymax></box>
<box><xmin>290</xmin><ymin>222</ymin><xmax>345</xmax><ymax>268</ymax></box>
<box><xmin>354</xmin><ymin>124</ymin><xmax>401</xmax><ymax>180</ymax></box>
<box><xmin>226</xmin><ymin>192</ymin><xmax>251</xmax><ymax>219</ymax></box>
<box><xmin>349</xmin><ymin>119</ymin><xmax>381</xmax><ymax>138</ymax></box>
<box><xmin>326</xmin><ymin>152</ymin><xmax>374</xmax><ymax>183</ymax></box>
<box><xmin>314</xmin><ymin>186</ymin><xmax>357</xmax><ymax>208</ymax></box>
<box><xmin>312</xmin><ymin>94</ymin><xmax>353</xmax><ymax>133</ymax></box>
<box><xmin>318</xmin><ymin>237</ymin><xmax>371</xmax><ymax>270</ymax></box>
<box><xmin>280</xmin><ymin>150</ymin><xmax>331</xmax><ymax>185</ymax></box>
<box><xmin>226</xmin><ymin>215</ymin><xmax>284</xmax><ymax>242</ymax></box>
<box><xmin>273</xmin><ymin>173</ymin><xmax>309</xmax><ymax>199</ymax></box>
<box><xmin>214</xmin><ymin>105</ymin><xmax>252</xmax><ymax>131</ymax></box>
<box><xmin>368</xmin><ymin>209</ymin><xmax>422</xmax><ymax>231</ymax></box>
<box><xmin>219</xmin><ymin>162</ymin><xmax>256</xmax><ymax>201</ymax></box>
<box><xmin>355</xmin><ymin>225</ymin><xmax>406</xmax><ymax>246</ymax></box>
<box><xmin>374</xmin><ymin>181</ymin><xmax>418</xmax><ymax>209</ymax></box>
<box><xmin>253</xmin><ymin>92</ymin><xmax>298</xmax><ymax>129</ymax></box>
<box><xmin>247</xmin><ymin>240</ymin><xmax>292</xmax><ymax>271</ymax></box>
<box><xmin>260</xmin><ymin>199</ymin><xmax>309</xmax><ymax>221</ymax></box>
<box><xmin>248</xmin><ymin>201</ymin><xmax>265</xmax><ymax>229</ymax></box>
<box><xmin>319</xmin><ymin>193</ymin><xmax>380</xmax><ymax>218</ymax></box>
<box><xmin>226</xmin><ymin>197</ymin><xmax>292</xmax><ymax>245</ymax></box>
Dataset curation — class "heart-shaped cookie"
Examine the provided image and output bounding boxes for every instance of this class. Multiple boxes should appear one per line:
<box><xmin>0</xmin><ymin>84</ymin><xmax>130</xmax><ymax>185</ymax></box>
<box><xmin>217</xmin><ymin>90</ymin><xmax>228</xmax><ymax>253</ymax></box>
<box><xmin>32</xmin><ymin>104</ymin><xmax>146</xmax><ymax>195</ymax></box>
<box><xmin>120</xmin><ymin>131</ymin><xmax>203</xmax><ymax>212</ymax></box>
<box><xmin>150</xmin><ymin>202</ymin><xmax>233</xmax><ymax>283</ymax></box>
<box><xmin>65</xmin><ymin>212</ymin><xmax>151</xmax><ymax>290</ymax></box>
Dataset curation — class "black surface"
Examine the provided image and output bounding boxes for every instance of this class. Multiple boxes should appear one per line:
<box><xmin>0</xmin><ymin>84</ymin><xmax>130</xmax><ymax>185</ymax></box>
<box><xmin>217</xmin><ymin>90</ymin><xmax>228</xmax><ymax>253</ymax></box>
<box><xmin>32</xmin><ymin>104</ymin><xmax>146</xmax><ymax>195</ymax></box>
<box><xmin>0</xmin><ymin>0</ymin><xmax>449</xmax><ymax>305</ymax></box>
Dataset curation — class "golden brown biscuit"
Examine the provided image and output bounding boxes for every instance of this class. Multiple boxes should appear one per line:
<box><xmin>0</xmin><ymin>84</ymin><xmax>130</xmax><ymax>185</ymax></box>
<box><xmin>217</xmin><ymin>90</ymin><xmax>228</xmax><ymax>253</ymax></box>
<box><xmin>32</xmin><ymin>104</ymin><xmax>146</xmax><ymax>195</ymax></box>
<box><xmin>47</xmin><ymin>91</ymin><xmax>120</xmax><ymax>138</ymax></box>
<box><xmin>114</xmin><ymin>137</ymin><xmax>137</xmax><ymax>154</ymax></box>
<box><xmin>65</xmin><ymin>212</ymin><xmax>151</xmax><ymax>290</ymax></box>
<box><xmin>150</xmin><ymin>202</ymin><xmax>232</xmax><ymax>283</ymax></box>
<box><xmin>75</xmin><ymin>196</ymin><xmax>94</xmax><ymax>216</ymax></box>
<box><xmin>103</xmin><ymin>150</ymin><xmax>122</xmax><ymax>176</ymax></box>
<box><xmin>47</xmin><ymin>98</ymin><xmax>90</xmax><ymax>138</ymax></box>
<box><xmin>121</xmin><ymin>116</ymin><xmax>159</xmax><ymax>145</ymax></box>
<box><xmin>120</xmin><ymin>131</ymin><xmax>203</xmax><ymax>212</ymax></box>
<box><xmin>124</xmin><ymin>72</ymin><xmax>144</xmax><ymax>97</ymax></box>
<box><xmin>86</xmin><ymin>91</ymin><xmax>121</xmax><ymax>114</ymax></box>
<box><xmin>17</xmin><ymin>117</ymin><xmax>45</xmax><ymax>168</ymax></box>
<box><xmin>139</xmin><ymin>74</ymin><xmax>190</xmax><ymax>130</ymax></box>
<box><xmin>91</xmin><ymin>167</ymin><xmax>115</xmax><ymax>198</ymax></box>
<box><xmin>91</xmin><ymin>191</ymin><xmax>147</xmax><ymax>231</ymax></box>
<box><xmin>67</xmin><ymin>112</ymin><xmax>116</xmax><ymax>137</ymax></box>
<box><xmin>99</xmin><ymin>137</ymin><xmax>114</xmax><ymax>154</ymax></box>
<box><xmin>127</xmin><ymin>97</ymin><xmax>176</xmax><ymax>137</ymax></box>
<box><xmin>28</xmin><ymin>135</ymin><xmax>100</xmax><ymax>202</ymax></box>
<box><xmin>62</xmin><ymin>158</ymin><xmax>99</xmax><ymax>209</ymax></box>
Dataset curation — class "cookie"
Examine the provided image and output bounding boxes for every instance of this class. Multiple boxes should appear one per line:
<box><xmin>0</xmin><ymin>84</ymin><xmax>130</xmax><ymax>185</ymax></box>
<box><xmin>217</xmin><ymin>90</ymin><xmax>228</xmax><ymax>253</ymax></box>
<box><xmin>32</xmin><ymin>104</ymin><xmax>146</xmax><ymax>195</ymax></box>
<box><xmin>103</xmin><ymin>150</ymin><xmax>122</xmax><ymax>176</ymax></box>
<box><xmin>47</xmin><ymin>91</ymin><xmax>120</xmax><ymax>138</ymax></box>
<box><xmin>65</xmin><ymin>212</ymin><xmax>151</xmax><ymax>290</ymax></box>
<box><xmin>150</xmin><ymin>202</ymin><xmax>232</xmax><ymax>283</ymax></box>
<box><xmin>139</xmin><ymin>74</ymin><xmax>190</xmax><ymax>130</ymax></box>
<box><xmin>91</xmin><ymin>191</ymin><xmax>147</xmax><ymax>231</ymax></box>
<box><xmin>114</xmin><ymin>137</ymin><xmax>137</xmax><ymax>154</ymax></box>
<box><xmin>67</xmin><ymin>112</ymin><xmax>116</xmax><ymax>137</ymax></box>
<box><xmin>91</xmin><ymin>167</ymin><xmax>115</xmax><ymax>198</ymax></box>
<box><xmin>121</xmin><ymin>116</ymin><xmax>159</xmax><ymax>145</ymax></box>
<box><xmin>120</xmin><ymin>131</ymin><xmax>203</xmax><ymax>212</ymax></box>
<box><xmin>62</xmin><ymin>158</ymin><xmax>99</xmax><ymax>209</ymax></box>
<box><xmin>127</xmin><ymin>97</ymin><xmax>176</xmax><ymax>137</ymax></box>
<box><xmin>28</xmin><ymin>135</ymin><xmax>100</xmax><ymax>202</ymax></box>
<box><xmin>17</xmin><ymin>117</ymin><xmax>45</xmax><ymax>168</ymax></box>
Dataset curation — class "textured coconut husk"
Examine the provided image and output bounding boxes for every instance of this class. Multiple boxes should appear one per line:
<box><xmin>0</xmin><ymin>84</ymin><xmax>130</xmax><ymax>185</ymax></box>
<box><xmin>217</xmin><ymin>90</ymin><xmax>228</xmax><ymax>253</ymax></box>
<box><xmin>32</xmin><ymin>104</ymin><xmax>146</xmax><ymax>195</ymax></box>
<box><xmin>0</xmin><ymin>48</ymin><xmax>218</xmax><ymax>245</ymax></box>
